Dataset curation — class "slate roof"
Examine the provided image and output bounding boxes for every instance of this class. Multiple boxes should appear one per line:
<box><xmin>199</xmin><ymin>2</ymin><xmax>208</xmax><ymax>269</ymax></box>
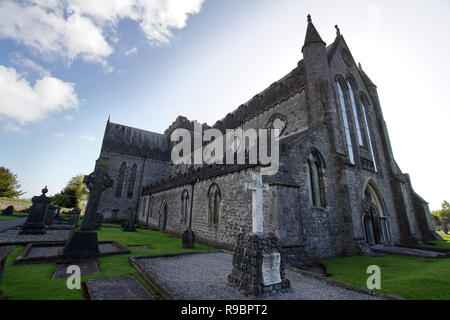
<box><xmin>101</xmin><ymin>120</ymin><xmax>170</xmax><ymax>161</ymax></box>
<box><xmin>143</xmin><ymin>161</ymin><xmax>260</xmax><ymax>195</ymax></box>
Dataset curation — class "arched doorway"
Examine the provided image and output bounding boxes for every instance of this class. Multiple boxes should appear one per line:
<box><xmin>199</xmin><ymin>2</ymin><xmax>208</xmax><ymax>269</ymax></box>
<box><xmin>159</xmin><ymin>200</ymin><xmax>167</xmax><ymax>231</ymax></box>
<box><xmin>362</xmin><ymin>183</ymin><xmax>391</xmax><ymax>246</ymax></box>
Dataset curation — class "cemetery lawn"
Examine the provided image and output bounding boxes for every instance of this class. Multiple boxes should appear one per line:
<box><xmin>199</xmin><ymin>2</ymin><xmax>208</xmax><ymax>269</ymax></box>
<box><xmin>0</xmin><ymin>216</ymin><xmax>21</xmax><ymax>221</ymax></box>
<box><xmin>427</xmin><ymin>231</ymin><xmax>450</xmax><ymax>249</ymax></box>
<box><xmin>2</xmin><ymin>228</ymin><xmax>215</xmax><ymax>300</ymax></box>
<box><xmin>322</xmin><ymin>255</ymin><xmax>450</xmax><ymax>300</ymax></box>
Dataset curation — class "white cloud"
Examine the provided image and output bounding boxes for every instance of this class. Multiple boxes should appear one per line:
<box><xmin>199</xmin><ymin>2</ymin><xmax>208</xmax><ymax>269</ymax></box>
<box><xmin>64</xmin><ymin>115</ymin><xmax>75</xmax><ymax>121</ymax></box>
<box><xmin>125</xmin><ymin>47</ymin><xmax>138</xmax><ymax>56</ymax></box>
<box><xmin>11</xmin><ymin>53</ymin><xmax>50</xmax><ymax>77</ymax></box>
<box><xmin>2</xmin><ymin>121</ymin><xmax>24</xmax><ymax>133</ymax></box>
<box><xmin>0</xmin><ymin>65</ymin><xmax>79</xmax><ymax>124</ymax></box>
<box><xmin>80</xmin><ymin>135</ymin><xmax>96</xmax><ymax>142</ymax></box>
<box><xmin>0</xmin><ymin>0</ymin><xmax>205</xmax><ymax>68</ymax></box>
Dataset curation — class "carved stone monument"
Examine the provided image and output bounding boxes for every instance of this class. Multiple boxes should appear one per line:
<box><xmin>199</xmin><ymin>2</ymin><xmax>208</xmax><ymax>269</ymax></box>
<box><xmin>122</xmin><ymin>206</ymin><xmax>137</xmax><ymax>232</ymax></box>
<box><xmin>443</xmin><ymin>217</ymin><xmax>449</xmax><ymax>234</ymax></box>
<box><xmin>20</xmin><ymin>186</ymin><xmax>52</xmax><ymax>235</ymax></box>
<box><xmin>44</xmin><ymin>205</ymin><xmax>57</xmax><ymax>227</ymax></box>
<box><xmin>60</xmin><ymin>158</ymin><xmax>113</xmax><ymax>261</ymax></box>
<box><xmin>93</xmin><ymin>213</ymin><xmax>104</xmax><ymax>230</ymax></box>
<box><xmin>228</xmin><ymin>170</ymin><xmax>289</xmax><ymax>297</ymax></box>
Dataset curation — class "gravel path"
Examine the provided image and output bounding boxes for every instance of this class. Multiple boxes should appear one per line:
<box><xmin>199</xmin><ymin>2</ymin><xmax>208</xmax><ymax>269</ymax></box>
<box><xmin>135</xmin><ymin>251</ymin><xmax>383</xmax><ymax>300</ymax></box>
<box><xmin>0</xmin><ymin>217</ymin><xmax>27</xmax><ymax>232</ymax></box>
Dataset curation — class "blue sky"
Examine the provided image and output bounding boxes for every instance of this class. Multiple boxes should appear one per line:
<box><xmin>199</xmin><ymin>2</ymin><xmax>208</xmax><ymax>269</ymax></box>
<box><xmin>0</xmin><ymin>0</ymin><xmax>449</xmax><ymax>211</ymax></box>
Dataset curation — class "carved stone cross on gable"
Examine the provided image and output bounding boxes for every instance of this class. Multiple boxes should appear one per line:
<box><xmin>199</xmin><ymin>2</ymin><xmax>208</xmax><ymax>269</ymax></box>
<box><xmin>81</xmin><ymin>157</ymin><xmax>113</xmax><ymax>231</ymax></box>
<box><xmin>246</xmin><ymin>170</ymin><xmax>269</xmax><ymax>233</ymax></box>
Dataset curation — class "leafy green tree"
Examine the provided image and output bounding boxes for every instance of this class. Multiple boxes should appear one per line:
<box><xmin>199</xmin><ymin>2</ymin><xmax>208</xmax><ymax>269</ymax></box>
<box><xmin>52</xmin><ymin>174</ymin><xmax>88</xmax><ymax>209</ymax></box>
<box><xmin>431</xmin><ymin>201</ymin><xmax>450</xmax><ymax>222</ymax></box>
<box><xmin>441</xmin><ymin>201</ymin><xmax>450</xmax><ymax>220</ymax></box>
<box><xmin>0</xmin><ymin>167</ymin><xmax>24</xmax><ymax>198</ymax></box>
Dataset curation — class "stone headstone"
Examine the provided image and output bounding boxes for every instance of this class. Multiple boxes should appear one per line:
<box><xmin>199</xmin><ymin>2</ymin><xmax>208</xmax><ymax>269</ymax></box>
<box><xmin>0</xmin><ymin>246</ymin><xmax>14</xmax><ymax>299</ymax></box>
<box><xmin>182</xmin><ymin>227</ymin><xmax>195</xmax><ymax>249</ymax></box>
<box><xmin>93</xmin><ymin>214</ymin><xmax>104</xmax><ymax>230</ymax></box>
<box><xmin>443</xmin><ymin>217</ymin><xmax>449</xmax><ymax>234</ymax></box>
<box><xmin>44</xmin><ymin>205</ymin><xmax>57</xmax><ymax>227</ymax></box>
<box><xmin>20</xmin><ymin>186</ymin><xmax>52</xmax><ymax>235</ymax></box>
<box><xmin>68</xmin><ymin>214</ymin><xmax>80</xmax><ymax>228</ymax></box>
<box><xmin>122</xmin><ymin>207</ymin><xmax>137</xmax><ymax>232</ymax></box>
<box><xmin>61</xmin><ymin>158</ymin><xmax>113</xmax><ymax>261</ymax></box>
<box><xmin>1</xmin><ymin>205</ymin><xmax>14</xmax><ymax>216</ymax></box>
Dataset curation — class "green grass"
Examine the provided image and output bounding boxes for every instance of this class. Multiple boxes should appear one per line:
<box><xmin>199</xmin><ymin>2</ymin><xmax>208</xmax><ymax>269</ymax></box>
<box><xmin>427</xmin><ymin>231</ymin><xmax>450</xmax><ymax>249</ymax></box>
<box><xmin>322</xmin><ymin>255</ymin><xmax>450</xmax><ymax>300</ymax></box>
<box><xmin>1</xmin><ymin>228</ymin><xmax>215</xmax><ymax>300</ymax></box>
<box><xmin>0</xmin><ymin>216</ymin><xmax>21</xmax><ymax>221</ymax></box>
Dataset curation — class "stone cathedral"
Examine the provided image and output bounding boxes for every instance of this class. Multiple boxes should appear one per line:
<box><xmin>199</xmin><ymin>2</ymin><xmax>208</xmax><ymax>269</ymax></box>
<box><xmin>95</xmin><ymin>16</ymin><xmax>438</xmax><ymax>267</ymax></box>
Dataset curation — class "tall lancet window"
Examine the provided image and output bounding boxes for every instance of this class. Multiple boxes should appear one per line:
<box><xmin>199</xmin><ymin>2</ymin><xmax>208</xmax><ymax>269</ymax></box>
<box><xmin>347</xmin><ymin>80</ymin><xmax>364</xmax><ymax>146</ymax></box>
<box><xmin>306</xmin><ymin>151</ymin><xmax>326</xmax><ymax>208</ymax></box>
<box><xmin>115</xmin><ymin>162</ymin><xmax>127</xmax><ymax>198</ymax></box>
<box><xmin>337</xmin><ymin>81</ymin><xmax>355</xmax><ymax>164</ymax></box>
<box><xmin>127</xmin><ymin>163</ymin><xmax>138</xmax><ymax>199</ymax></box>
<box><xmin>208</xmin><ymin>183</ymin><xmax>220</xmax><ymax>228</ymax></box>
<box><xmin>360</xmin><ymin>98</ymin><xmax>378</xmax><ymax>172</ymax></box>
<box><xmin>181</xmin><ymin>190</ymin><xmax>190</xmax><ymax>223</ymax></box>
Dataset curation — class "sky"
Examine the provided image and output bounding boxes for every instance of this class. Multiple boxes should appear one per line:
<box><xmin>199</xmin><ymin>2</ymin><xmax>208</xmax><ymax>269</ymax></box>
<box><xmin>0</xmin><ymin>0</ymin><xmax>448</xmax><ymax>211</ymax></box>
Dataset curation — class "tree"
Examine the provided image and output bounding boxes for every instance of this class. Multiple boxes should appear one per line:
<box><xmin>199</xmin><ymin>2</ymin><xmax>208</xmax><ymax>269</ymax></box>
<box><xmin>431</xmin><ymin>200</ymin><xmax>450</xmax><ymax>222</ymax></box>
<box><xmin>0</xmin><ymin>167</ymin><xmax>24</xmax><ymax>198</ymax></box>
<box><xmin>52</xmin><ymin>174</ymin><xmax>88</xmax><ymax>209</ymax></box>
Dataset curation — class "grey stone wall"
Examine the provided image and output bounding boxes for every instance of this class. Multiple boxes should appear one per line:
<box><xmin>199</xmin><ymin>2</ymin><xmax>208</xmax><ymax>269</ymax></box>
<box><xmin>143</xmin><ymin>169</ymin><xmax>255</xmax><ymax>249</ymax></box>
<box><xmin>97</xmin><ymin>150</ymin><xmax>171</xmax><ymax>221</ymax></box>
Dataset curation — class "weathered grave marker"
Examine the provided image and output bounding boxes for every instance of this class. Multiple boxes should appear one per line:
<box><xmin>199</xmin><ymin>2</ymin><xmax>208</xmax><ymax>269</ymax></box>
<box><xmin>20</xmin><ymin>186</ymin><xmax>52</xmax><ymax>235</ymax></box>
<box><xmin>1</xmin><ymin>205</ymin><xmax>14</xmax><ymax>216</ymax></box>
<box><xmin>228</xmin><ymin>169</ymin><xmax>289</xmax><ymax>297</ymax></box>
<box><xmin>60</xmin><ymin>158</ymin><xmax>113</xmax><ymax>261</ymax></box>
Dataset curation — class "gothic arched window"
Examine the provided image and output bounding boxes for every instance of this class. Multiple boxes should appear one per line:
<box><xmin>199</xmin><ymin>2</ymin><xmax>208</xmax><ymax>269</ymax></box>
<box><xmin>181</xmin><ymin>190</ymin><xmax>190</xmax><ymax>223</ymax></box>
<box><xmin>127</xmin><ymin>163</ymin><xmax>138</xmax><ymax>199</ymax></box>
<box><xmin>360</xmin><ymin>95</ymin><xmax>378</xmax><ymax>172</ymax></box>
<box><xmin>347</xmin><ymin>78</ymin><xmax>364</xmax><ymax>146</ymax></box>
<box><xmin>208</xmin><ymin>183</ymin><xmax>220</xmax><ymax>228</ymax></box>
<box><xmin>115</xmin><ymin>162</ymin><xmax>127</xmax><ymax>198</ymax></box>
<box><xmin>148</xmin><ymin>196</ymin><xmax>154</xmax><ymax>218</ymax></box>
<box><xmin>306</xmin><ymin>151</ymin><xmax>326</xmax><ymax>208</ymax></box>
<box><xmin>336</xmin><ymin>80</ymin><xmax>355</xmax><ymax>164</ymax></box>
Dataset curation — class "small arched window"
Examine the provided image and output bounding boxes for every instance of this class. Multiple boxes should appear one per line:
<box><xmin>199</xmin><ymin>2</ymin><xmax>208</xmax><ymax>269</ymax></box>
<box><xmin>306</xmin><ymin>151</ymin><xmax>326</xmax><ymax>208</ymax></box>
<box><xmin>181</xmin><ymin>190</ymin><xmax>190</xmax><ymax>223</ymax></box>
<box><xmin>336</xmin><ymin>79</ymin><xmax>355</xmax><ymax>164</ymax></box>
<box><xmin>115</xmin><ymin>162</ymin><xmax>127</xmax><ymax>198</ymax></box>
<box><xmin>127</xmin><ymin>163</ymin><xmax>138</xmax><ymax>199</ymax></box>
<box><xmin>208</xmin><ymin>183</ymin><xmax>220</xmax><ymax>228</ymax></box>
